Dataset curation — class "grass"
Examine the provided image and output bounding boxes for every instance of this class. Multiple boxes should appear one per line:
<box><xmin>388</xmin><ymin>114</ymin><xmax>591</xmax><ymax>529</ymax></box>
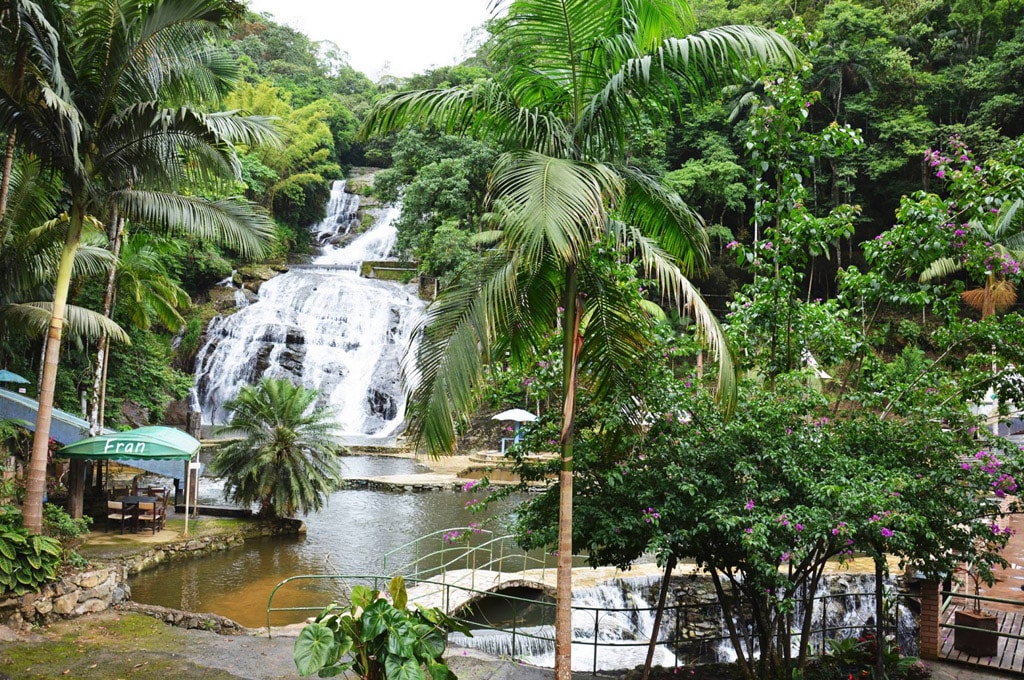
<box><xmin>0</xmin><ymin>612</ymin><xmax>240</xmax><ymax>679</ymax></box>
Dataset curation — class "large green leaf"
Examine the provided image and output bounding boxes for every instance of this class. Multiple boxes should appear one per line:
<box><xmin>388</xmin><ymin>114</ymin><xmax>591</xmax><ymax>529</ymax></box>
<box><xmin>293</xmin><ymin>623</ymin><xmax>338</xmax><ymax>677</ymax></box>
<box><xmin>360</xmin><ymin>599</ymin><xmax>390</xmax><ymax>641</ymax></box>
<box><xmin>389</xmin><ymin>575</ymin><xmax>408</xmax><ymax>611</ymax></box>
<box><xmin>384</xmin><ymin>656</ymin><xmax>427</xmax><ymax>680</ymax></box>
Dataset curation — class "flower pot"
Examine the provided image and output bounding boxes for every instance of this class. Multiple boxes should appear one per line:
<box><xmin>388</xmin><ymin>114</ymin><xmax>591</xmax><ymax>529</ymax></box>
<box><xmin>953</xmin><ymin>609</ymin><xmax>999</xmax><ymax>657</ymax></box>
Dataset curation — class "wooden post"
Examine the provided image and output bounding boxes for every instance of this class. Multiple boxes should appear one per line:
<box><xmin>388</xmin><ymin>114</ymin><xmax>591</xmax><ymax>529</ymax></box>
<box><xmin>919</xmin><ymin>579</ymin><xmax>942</xmax><ymax>660</ymax></box>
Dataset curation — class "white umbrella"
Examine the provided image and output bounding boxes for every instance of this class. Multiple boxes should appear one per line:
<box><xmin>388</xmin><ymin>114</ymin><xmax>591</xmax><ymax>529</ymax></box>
<box><xmin>491</xmin><ymin>408</ymin><xmax>537</xmax><ymax>423</ymax></box>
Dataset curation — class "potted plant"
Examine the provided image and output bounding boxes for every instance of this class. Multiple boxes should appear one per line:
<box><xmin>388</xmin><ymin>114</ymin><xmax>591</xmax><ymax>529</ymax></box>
<box><xmin>953</xmin><ymin>558</ymin><xmax>999</xmax><ymax>657</ymax></box>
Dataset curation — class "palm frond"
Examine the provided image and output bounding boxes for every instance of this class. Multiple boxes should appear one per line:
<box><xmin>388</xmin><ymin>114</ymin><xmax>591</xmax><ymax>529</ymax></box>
<box><xmin>0</xmin><ymin>302</ymin><xmax>130</xmax><ymax>344</ymax></box>
<box><xmin>655</xmin><ymin>25</ymin><xmax>800</xmax><ymax>101</ymax></box>
<box><xmin>617</xmin><ymin>166</ymin><xmax>707</xmax><ymax>274</ymax></box>
<box><xmin>488</xmin><ymin>152</ymin><xmax>622</xmax><ymax>264</ymax></box>
<box><xmin>919</xmin><ymin>256</ymin><xmax>962</xmax><ymax>283</ymax></box>
<box><xmin>112</xmin><ymin>190</ymin><xmax>276</xmax><ymax>259</ymax></box>
<box><xmin>616</xmin><ymin>222</ymin><xmax>737</xmax><ymax>416</ymax></box>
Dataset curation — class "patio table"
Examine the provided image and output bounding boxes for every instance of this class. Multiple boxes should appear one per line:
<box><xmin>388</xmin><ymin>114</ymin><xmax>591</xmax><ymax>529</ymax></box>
<box><xmin>118</xmin><ymin>495</ymin><xmax>158</xmax><ymax>533</ymax></box>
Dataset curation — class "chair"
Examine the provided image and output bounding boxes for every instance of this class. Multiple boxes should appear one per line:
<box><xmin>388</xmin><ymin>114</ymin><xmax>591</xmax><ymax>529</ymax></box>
<box><xmin>108</xmin><ymin>486</ymin><xmax>130</xmax><ymax>500</ymax></box>
<box><xmin>137</xmin><ymin>502</ymin><xmax>162</xmax><ymax>534</ymax></box>
<box><xmin>106</xmin><ymin>501</ymin><xmax>129</xmax><ymax>534</ymax></box>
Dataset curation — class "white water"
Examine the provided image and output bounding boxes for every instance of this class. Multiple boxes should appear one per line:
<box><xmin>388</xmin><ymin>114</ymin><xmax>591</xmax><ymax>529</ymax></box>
<box><xmin>449</xmin><ymin>576</ymin><xmax>679</xmax><ymax>672</ymax></box>
<box><xmin>194</xmin><ymin>180</ymin><xmax>424</xmax><ymax>441</ymax></box>
<box><xmin>447</xmin><ymin>573</ymin><xmax>917</xmax><ymax>672</ymax></box>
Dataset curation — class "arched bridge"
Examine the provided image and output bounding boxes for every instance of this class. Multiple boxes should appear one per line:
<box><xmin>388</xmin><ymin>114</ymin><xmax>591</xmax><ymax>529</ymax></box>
<box><xmin>404</xmin><ymin>568</ymin><xmax>556</xmax><ymax>615</ymax></box>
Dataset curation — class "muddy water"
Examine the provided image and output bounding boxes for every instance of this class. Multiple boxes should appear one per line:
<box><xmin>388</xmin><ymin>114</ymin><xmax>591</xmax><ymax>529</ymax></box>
<box><xmin>129</xmin><ymin>456</ymin><xmax>525</xmax><ymax>628</ymax></box>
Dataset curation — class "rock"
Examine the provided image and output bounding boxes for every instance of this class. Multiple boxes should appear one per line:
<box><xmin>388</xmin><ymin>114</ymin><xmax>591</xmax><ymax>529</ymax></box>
<box><xmin>52</xmin><ymin>592</ymin><xmax>79</xmax><ymax>616</ymax></box>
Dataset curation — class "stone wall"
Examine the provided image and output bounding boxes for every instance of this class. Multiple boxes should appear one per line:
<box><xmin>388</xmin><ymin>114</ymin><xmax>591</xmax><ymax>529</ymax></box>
<box><xmin>0</xmin><ymin>519</ymin><xmax>304</xmax><ymax>632</ymax></box>
<box><xmin>0</xmin><ymin>566</ymin><xmax>128</xmax><ymax>631</ymax></box>
<box><xmin>119</xmin><ymin>519</ymin><xmax>304</xmax><ymax>575</ymax></box>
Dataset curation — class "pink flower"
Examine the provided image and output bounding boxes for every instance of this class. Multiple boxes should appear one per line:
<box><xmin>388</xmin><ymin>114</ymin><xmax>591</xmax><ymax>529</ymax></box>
<box><xmin>745</xmin><ymin>499</ymin><xmax>755</xmax><ymax>511</ymax></box>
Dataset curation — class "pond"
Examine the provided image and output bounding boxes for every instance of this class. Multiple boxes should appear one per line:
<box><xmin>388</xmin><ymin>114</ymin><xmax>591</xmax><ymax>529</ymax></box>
<box><xmin>128</xmin><ymin>456</ymin><xmax>529</xmax><ymax>628</ymax></box>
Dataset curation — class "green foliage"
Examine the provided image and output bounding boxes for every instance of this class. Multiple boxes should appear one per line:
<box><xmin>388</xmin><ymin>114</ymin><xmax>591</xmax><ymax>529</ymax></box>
<box><xmin>0</xmin><ymin>482</ymin><xmax>61</xmax><ymax>595</ymax></box>
<box><xmin>293</xmin><ymin>576</ymin><xmax>468</xmax><ymax>679</ymax></box>
<box><xmin>211</xmin><ymin>378</ymin><xmax>343</xmax><ymax>518</ymax></box>
<box><xmin>104</xmin><ymin>331</ymin><xmax>193</xmax><ymax>426</ymax></box>
<box><xmin>804</xmin><ymin>634</ymin><xmax>931</xmax><ymax>680</ymax></box>
<box><xmin>41</xmin><ymin>503</ymin><xmax>92</xmax><ymax>563</ymax></box>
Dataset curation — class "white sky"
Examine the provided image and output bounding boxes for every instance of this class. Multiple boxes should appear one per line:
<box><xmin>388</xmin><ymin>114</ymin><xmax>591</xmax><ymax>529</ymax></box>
<box><xmin>245</xmin><ymin>0</ymin><xmax>493</xmax><ymax>81</ymax></box>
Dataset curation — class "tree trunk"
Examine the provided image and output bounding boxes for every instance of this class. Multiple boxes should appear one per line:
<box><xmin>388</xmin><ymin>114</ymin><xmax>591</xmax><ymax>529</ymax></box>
<box><xmin>24</xmin><ymin>201</ymin><xmax>84</xmax><ymax>534</ymax></box>
<box><xmin>88</xmin><ymin>215</ymin><xmax>125</xmax><ymax>434</ymax></box>
<box><xmin>875</xmin><ymin>557</ymin><xmax>886</xmax><ymax>680</ymax></box>
<box><xmin>554</xmin><ymin>264</ymin><xmax>583</xmax><ymax>680</ymax></box>
<box><xmin>0</xmin><ymin>131</ymin><xmax>16</xmax><ymax>232</ymax></box>
<box><xmin>642</xmin><ymin>555</ymin><xmax>676</xmax><ymax>680</ymax></box>
<box><xmin>67</xmin><ymin>460</ymin><xmax>86</xmax><ymax>518</ymax></box>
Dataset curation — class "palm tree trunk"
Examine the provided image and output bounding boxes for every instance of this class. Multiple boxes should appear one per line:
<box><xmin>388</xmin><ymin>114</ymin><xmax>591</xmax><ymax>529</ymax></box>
<box><xmin>0</xmin><ymin>46</ymin><xmax>25</xmax><ymax>230</ymax></box>
<box><xmin>88</xmin><ymin>216</ymin><xmax>125</xmax><ymax>434</ymax></box>
<box><xmin>0</xmin><ymin>131</ymin><xmax>16</xmax><ymax>231</ymax></box>
<box><xmin>555</xmin><ymin>264</ymin><xmax>583</xmax><ymax>680</ymax></box>
<box><xmin>23</xmin><ymin>201</ymin><xmax>84</xmax><ymax>534</ymax></box>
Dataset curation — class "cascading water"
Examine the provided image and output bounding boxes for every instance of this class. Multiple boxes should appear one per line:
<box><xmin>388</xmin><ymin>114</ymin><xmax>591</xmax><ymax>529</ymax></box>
<box><xmin>447</xmin><ymin>573</ymin><xmax>918</xmax><ymax>672</ymax></box>
<box><xmin>449</xmin><ymin>577</ymin><xmax>679</xmax><ymax>672</ymax></box>
<box><xmin>193</xmin><ymin>180</ymin><xmax>424</xmax><ymax>442</ymax></box>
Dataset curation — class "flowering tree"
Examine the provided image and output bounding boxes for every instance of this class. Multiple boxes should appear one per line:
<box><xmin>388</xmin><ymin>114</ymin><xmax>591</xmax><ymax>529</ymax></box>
<box><xmin>498</xmin><ymin>66</ymin><xmax>1024</xmax><ymax>680</ymax></box>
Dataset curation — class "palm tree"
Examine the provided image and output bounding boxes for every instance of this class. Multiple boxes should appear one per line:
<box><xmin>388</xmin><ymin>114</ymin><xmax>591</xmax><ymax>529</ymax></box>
<box><xmin>87</xmin><ymin>232</ymin><xmax>191</xmax><ymax>435</ymax></box>
<box><xmin>0</xmin><ymin>155</ymin><xmax>127</xmax><ymax>350</ymax></box>
<box><xmin>210</xmin><ymin>378</ymin><xmax>343</xmax><ymax>519</ymax></box>
<box><xmin>0</xmin><ymin>0</ymin><xmax>70</xmax><ymax>225</ymax></box>
<box><xmin>359</xmin><ymin>0</ymin><xmax>797</xmax><ymax>675</ymax></box>
<box><xmin>920</xmin><ymin>197</ymin><xmax>1024</xmax><ymax>318</ymax></box>
<box><xmin>7</xmin><ymin>0</ymin><xmax>280</xmax><ymax>533</ymax></box>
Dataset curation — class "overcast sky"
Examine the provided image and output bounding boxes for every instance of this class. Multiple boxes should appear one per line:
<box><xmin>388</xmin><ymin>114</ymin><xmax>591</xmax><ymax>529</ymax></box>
<box><xmin>245</xmin><ymin>0</ymin><xmax>493</xmax><ymax>81</ymax></box>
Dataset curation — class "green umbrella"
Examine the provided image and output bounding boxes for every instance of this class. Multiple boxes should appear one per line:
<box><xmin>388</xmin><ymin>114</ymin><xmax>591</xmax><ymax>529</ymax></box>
<box><xmin>56</xmin><ymin>426</ymin><xmax>200</xmax><ymax>460</ymax></box>
<box><xmin>57</xmin><ymin>426</ymin><xmax>202</xmax><ymax>536</ymax></box>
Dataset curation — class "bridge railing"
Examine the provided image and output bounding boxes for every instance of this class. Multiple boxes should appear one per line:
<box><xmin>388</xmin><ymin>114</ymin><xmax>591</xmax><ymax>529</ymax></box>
<box><xmin>381</xmin><ymin>528</ymin><xmax>556</xmax><ymax>581</ymax></box>
<box><xmin>266</xmin><ymin>574</ymin><xmax>918</xmax><ymax>675</ymax></box>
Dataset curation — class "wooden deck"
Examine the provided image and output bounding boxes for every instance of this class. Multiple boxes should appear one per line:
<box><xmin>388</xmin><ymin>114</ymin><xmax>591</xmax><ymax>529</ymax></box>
<box><xmin>940</xmin><ymin>606</ymin><xmax>1024</xmax><ymax>674</ymax></box>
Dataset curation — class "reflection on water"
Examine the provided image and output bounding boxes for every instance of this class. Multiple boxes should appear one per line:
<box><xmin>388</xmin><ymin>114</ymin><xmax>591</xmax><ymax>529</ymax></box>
<box><xmin>130</xmin><ymin>457</ymin><xmax>526</xmax><ymax>628</ymax></box>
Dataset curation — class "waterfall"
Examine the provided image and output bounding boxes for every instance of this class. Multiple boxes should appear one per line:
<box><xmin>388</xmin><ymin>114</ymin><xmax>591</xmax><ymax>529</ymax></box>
<box><xmin>193</xmin><ymin>180</ymin><xmax>425</xmax><ymax>443</ymax></box>
<box><xmin>449</xmin><ymin>577</ymin><xmax>679</xmax><ymax>672</ymax></box>
<box><xmin>447</xmin><ymin>573</ymin><xmax>918</xmax><ymax>672</ymax></box>
<box><xmin>711</xmin><ymin>572</ymin><xmax>919</xmax><ymax>664</ymax></box>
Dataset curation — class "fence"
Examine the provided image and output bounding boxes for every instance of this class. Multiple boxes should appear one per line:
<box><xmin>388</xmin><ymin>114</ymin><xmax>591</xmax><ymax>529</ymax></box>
<box><xmin>267</xmin><ymin>528</ymin><xmax>920</xmax><ymax>674</ymax></box>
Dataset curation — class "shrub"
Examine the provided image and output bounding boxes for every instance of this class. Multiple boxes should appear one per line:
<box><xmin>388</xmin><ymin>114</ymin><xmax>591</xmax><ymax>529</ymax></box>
<box><xmin>293</xmin><ymin>575</ymin><xmax>469</xmax><ymax>679</ymax></box>
<box><xmin>0</xmin><ymin>484</ymin><xmax>62</xmax><ymax>595</ymax></box>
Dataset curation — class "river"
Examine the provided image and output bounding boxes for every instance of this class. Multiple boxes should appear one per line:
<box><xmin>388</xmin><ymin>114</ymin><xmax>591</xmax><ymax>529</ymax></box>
<box><xmin>129</xmin><ymin>455</ymin><xmax>527</xmax><ymax>627</ymax></box>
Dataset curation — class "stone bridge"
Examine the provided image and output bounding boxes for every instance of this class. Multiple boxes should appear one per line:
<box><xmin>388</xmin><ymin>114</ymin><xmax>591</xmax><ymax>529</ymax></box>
<box><xmin>405</xmin><ymin>568</ymin><xmax>556</xmax><ymax>615</ymax></box>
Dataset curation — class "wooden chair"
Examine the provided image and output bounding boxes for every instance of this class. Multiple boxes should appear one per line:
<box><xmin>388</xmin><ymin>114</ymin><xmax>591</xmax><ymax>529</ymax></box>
<box><xmin>108</xmin><ymin>486</ymin><xmax>130</xmax><ymax>500</ymax></box>
<box><xmin>106</xmin><ymin>501</ymin><xmax>129</xmax><ymax>534</ymax></box>
<box><xmin>137</xmin><ymin>502</ymin><xmax>161</xmax><ymax>534</ymax></box>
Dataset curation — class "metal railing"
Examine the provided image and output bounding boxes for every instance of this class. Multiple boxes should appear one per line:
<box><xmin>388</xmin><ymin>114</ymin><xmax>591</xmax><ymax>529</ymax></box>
<box><xmin>941</xmin><ymin>587</ymin><xmax>1024</xmax><ymax>650</ymax></box>
<box><xmin>266</xmin><ymin>573</ymin><xmax>918</xmax><ymax>675</ymax></box>
<box><xmin>268</xmin><ymin>530</ymin><xmax>919</xmax><ymax>674</ymax></box>
<box><xmin>381</xmin><ymin>528</ymin><xmax>556</xmax><ymax>581</ymax></box>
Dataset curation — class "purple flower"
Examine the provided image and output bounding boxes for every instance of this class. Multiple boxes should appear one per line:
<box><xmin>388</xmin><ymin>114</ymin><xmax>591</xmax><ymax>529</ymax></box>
<box><xmin>745</xmin><ymin>499</ymin><xmax>755</xmax><ymax>511</ymax></box>
<box><xmin>880</xmin><ymin>527</ymin><xmax>894</xmax><ymax>538</ymax></box>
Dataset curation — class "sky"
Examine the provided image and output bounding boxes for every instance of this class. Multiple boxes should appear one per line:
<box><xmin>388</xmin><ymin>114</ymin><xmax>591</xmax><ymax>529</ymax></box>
<box><xmin>246</xmin><ymin>0</ymin><xmax>493</xmax><ymax>81</ymax></box>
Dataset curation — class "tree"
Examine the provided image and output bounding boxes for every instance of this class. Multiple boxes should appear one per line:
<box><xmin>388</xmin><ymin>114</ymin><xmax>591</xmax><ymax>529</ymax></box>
<box><xmin>0</xmin><ymin>0</ymin><xmax>68</xmax><ymax>225</ymax></box>
<box><xmin>918</xmin><ymin>137</ymin><xmax>1024</xmax><ymax>319</ymax></box>
<box><xmin>7</xmin><ymin>0</ymin><xmax>279</xmax><ymax>534</ymax></box>
<box><xmin>361</xmin><ymin>5</ymin><xmax>796</xmax><ymax>674</ymax></box>
<box><xmin>210</xmin><ymin>377</ymin><xmax>342</xmax><ymax>519</ymax></box>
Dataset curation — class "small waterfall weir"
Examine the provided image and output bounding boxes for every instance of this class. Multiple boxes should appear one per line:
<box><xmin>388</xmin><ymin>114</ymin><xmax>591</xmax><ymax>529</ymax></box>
<box><xmin>193</xmin><ymin>180</ymin><xmax>425</xmax><ymax>442</ymax></box>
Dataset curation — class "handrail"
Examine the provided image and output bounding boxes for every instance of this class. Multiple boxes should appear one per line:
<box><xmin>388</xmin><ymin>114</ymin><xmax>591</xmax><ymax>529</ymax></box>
<box><xmin>381</xmin><ymin>528</ymin><xmax>556</xmax><ymax>580</ymax></box>
<box><xmin>266</xmin><ymin>572</ymin><xmax>916</xmax><ymax>674</ymax></box>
